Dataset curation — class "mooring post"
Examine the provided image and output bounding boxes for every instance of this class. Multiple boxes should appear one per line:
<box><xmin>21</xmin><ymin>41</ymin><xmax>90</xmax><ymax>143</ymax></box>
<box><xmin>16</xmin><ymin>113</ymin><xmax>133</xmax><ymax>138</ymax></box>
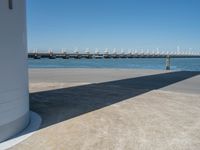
<box><xmin>165</xmin><ymin>56</ymin><xmax>171</xmax><ymax>70</ymax></box>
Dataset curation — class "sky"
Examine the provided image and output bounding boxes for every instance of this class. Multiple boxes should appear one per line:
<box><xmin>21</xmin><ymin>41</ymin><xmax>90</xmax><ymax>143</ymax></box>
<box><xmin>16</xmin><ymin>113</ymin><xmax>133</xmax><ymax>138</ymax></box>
<box><xmin>27</xmin><ymin>0</ymin><xmax>200</xmax><ymax>52</ymax></box>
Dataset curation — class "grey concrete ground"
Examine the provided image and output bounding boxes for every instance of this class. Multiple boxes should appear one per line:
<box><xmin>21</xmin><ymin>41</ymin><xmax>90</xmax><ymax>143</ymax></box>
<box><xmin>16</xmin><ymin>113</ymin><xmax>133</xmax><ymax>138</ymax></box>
<box><xmin>10</xmin><ymin>69</ymin><xmax>200</xmax><ymax>150</ymax></box>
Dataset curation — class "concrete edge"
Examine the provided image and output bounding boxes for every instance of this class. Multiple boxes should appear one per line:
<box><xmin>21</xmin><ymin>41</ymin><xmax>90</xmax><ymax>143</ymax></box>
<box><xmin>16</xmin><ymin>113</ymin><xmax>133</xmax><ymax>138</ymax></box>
<box><xmin>0</xmin><ymin>111</ymin><xmax>29</xmax><ymax>143</ymax></box>
<box><xmin>0</xmin><ymin>111</ymin><xmax>41</xmax><ymax>150</ymax></box>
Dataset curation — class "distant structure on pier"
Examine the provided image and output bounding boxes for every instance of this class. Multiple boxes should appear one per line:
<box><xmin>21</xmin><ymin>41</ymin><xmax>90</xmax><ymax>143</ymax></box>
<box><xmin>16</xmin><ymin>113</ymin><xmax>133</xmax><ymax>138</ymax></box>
<box><xmin>28</xmin><ymin>49</ymin><xmax>200</xmax><ymax>59</ymax></box>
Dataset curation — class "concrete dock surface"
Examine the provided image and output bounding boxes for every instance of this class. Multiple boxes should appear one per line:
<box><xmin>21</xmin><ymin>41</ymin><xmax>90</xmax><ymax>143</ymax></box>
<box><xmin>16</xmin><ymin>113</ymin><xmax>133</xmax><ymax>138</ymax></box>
<box><xmin>10</xmin><ymin>69</ymin><xmax>200</xmax><ymax>150</ymax></box>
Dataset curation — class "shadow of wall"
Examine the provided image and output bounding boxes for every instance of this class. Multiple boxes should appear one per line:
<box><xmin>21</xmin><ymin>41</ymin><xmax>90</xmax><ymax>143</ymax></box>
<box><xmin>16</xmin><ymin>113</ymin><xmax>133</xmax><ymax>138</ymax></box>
<box><xmin>30</xmin><ymin>71</ymin><xmax>199</xmax><ymax>129</ymax></box>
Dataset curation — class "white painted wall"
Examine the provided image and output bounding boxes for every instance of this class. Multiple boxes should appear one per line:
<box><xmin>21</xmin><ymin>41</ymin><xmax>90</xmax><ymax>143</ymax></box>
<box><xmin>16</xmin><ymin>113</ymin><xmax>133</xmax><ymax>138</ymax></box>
<box><xmin>0</xmin><ymin>0</ymin><xmax>29</xmax><ymax>142</ymax></box>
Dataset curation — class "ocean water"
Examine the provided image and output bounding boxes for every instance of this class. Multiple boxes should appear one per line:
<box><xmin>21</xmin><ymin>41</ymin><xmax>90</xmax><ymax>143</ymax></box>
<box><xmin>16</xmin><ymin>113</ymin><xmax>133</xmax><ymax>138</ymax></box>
<box><xmin>28</xmin><ymin>58</ymin><xmax>200</xmax><ymax>71</ymax></box>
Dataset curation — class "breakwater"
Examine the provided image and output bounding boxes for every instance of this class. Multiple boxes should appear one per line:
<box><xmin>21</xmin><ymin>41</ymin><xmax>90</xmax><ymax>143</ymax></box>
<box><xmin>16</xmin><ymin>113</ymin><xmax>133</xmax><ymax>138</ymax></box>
<box><xmin>28</xmin><ymin>52</ymin><xmax>200</xmax><ymax>59</ymax></box>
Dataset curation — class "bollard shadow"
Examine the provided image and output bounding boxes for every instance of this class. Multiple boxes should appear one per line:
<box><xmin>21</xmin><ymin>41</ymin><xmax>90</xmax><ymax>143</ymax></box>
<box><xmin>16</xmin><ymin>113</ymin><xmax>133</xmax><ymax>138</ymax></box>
<box><xmin>30</xmin><ymin>71</ymin><xmax>200</xmax><ymax>129</ymax></box>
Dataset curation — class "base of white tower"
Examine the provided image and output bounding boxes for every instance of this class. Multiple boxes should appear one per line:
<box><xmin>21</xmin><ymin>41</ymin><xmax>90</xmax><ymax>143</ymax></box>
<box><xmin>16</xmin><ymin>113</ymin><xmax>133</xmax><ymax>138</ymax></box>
<box><xmin>0</xmin><ymin>111</ymin><xmax>41</xmax><ymax>150</ymax></box>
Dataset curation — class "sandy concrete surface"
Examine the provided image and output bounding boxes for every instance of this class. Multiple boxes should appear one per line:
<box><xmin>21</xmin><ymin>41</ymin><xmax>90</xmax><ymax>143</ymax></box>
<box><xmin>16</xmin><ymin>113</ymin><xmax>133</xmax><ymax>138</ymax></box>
<box><xmin>9</xmin><ymin>69</ymin><xmax>200</xmax><ymax>150</ymax></box>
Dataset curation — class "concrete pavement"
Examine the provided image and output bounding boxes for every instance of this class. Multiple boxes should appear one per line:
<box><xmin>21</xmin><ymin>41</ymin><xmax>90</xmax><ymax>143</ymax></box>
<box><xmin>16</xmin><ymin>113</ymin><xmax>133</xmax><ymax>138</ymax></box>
<box><xmin>9</xmin><ymin>69</ymin><xmax>200</xmax><ymax>150</ymax></box>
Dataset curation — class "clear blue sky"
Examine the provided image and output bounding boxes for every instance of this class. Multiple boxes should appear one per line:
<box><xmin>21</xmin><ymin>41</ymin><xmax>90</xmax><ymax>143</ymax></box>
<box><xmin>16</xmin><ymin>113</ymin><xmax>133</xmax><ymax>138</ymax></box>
<box><xmin>27</xmin><ymin>0</ymin><xmax>200</xmax><ymax>52</ymax></box>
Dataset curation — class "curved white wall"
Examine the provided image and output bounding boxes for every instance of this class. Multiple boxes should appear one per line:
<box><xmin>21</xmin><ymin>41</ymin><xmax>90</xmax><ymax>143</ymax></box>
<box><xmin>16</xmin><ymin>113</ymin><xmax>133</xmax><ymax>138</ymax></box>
<box><xmin>0</xmin><ymin>0</ymin><xmax>29</xmax><ymax>142</ymax></box>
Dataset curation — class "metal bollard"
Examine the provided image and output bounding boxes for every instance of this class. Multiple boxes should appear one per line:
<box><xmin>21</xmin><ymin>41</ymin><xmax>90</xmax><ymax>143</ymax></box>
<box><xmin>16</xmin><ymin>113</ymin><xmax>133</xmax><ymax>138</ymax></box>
<box><xmin>165</xmin><ymin>56</ymin><xmax>171</xmax><ymax>70</ymax></box>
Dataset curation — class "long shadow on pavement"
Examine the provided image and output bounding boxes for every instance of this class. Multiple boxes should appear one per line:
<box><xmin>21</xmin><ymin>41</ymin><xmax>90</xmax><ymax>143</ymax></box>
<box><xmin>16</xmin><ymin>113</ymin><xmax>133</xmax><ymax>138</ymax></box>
<box><xmin>30</xmin><ymin>71</ymin><xmax>200</xmax><ymax>129</ymax></box>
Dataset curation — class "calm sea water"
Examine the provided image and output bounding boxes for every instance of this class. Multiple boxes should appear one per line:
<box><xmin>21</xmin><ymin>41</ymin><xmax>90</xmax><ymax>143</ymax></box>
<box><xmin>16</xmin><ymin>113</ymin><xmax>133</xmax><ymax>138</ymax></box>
<box><xmin>28</xmin><ymin>58</ymin><xmax>200</xmax><ymax>71</ymax></box>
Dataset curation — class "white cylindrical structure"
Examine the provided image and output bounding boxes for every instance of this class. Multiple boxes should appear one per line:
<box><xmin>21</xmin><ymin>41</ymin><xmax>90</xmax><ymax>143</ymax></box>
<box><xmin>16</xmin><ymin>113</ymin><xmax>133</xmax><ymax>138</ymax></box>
<box><xmin>0</xmin><ymin>0</ymin><xmax>29</xmax><ymax>142</ymax></box>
